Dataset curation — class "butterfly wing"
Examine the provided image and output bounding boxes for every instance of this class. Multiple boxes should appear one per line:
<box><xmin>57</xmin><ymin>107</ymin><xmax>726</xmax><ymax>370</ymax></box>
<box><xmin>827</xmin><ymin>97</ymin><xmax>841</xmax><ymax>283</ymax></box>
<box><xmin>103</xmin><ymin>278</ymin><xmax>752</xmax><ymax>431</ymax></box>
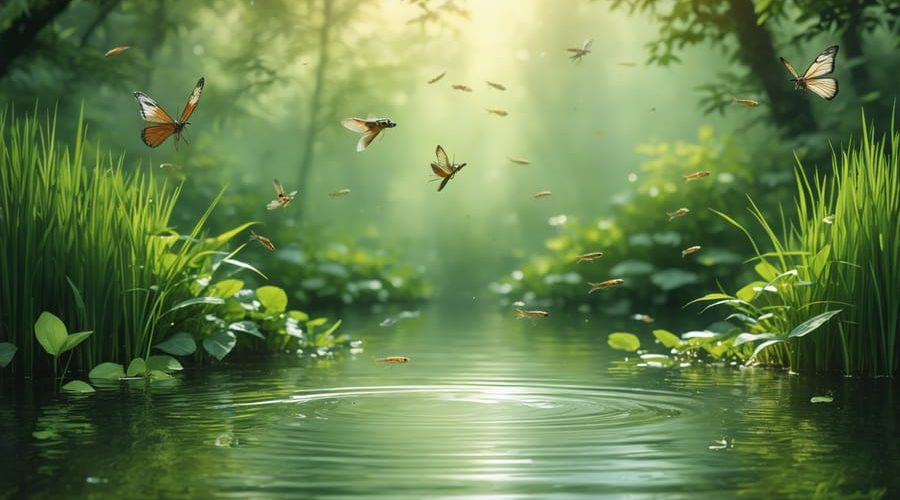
<box><xmin>266</xmin><ymin>198</ymin><xmax>283</xmax><ymax>210</ymax></box>
<box><xmin>805</xmin><ymin>78</ymin><xmax>839</xmax><ymax>100</ymax></box>
<box><xmin>133</xmin><ymin>92</ymin><xmax>175</xmax><ymax>124</ymax></box>
<box><xmin>583</xmin><ymin>39</ymin><xmax>594</xmax><ymax>51</ymax></box>
<box><xmin>779</xmin><ymin>57</ymin><xmax>801</xmax><ymax>80</ymax></box>
<box><xmin>341</xmin><ymin>118</ymin><xmax>369</xmax><ymax>133</ymax></box>
<box><xmin>437</xmin><ymin>175</ymin><xmax>452</xmax><ymax>192</ymax></box>
<box><xmin>141</xmin><ymin>124</ymin><xmax>177</xmax><ymax>148</ymax></box>
<box><xmin>272</xmin><ymin>178</ymin><xmax>285</xmax><ymax>197</ymax></box>
<box><xmin>802</xmin><ymin>45</ymin><xmax>838</xmax><ymax>79</ymax></box>
<box><xmin>178</xmin><ymin>77</ymin><xmax>205</xmax><ymax>124</ymax></box>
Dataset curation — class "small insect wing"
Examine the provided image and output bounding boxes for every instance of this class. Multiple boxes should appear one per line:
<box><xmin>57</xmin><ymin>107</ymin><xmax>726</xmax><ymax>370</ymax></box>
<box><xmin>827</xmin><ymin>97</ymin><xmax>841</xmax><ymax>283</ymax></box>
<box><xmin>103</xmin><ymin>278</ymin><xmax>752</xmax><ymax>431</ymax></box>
<box><xmin>435</xmin><ymin>145</ymin><xmax>450</xmax><ymax>171</ymax></box>
<box><xmin>357</xmin><ymin>129</ymin><xmax>381</xmax><ymax>151</ymax></box>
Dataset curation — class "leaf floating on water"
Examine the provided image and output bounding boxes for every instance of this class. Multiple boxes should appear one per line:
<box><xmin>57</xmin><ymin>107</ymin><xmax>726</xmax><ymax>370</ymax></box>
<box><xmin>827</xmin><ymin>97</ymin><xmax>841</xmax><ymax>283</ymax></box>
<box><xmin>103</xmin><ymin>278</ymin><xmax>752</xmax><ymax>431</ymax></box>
<box><xmin>607</xmin><ymin>332</ymin><xmax>640</xmax><ymax>352</ymax></box>
<box><xmin>810</xmin><ymin>395</ymin><xmax>834</xmax><ymax>404</ymax></box>
<box><xmin>62</xmin><ymin>380</ymin><xmax>95</xmax><ymax>393</ymax></box>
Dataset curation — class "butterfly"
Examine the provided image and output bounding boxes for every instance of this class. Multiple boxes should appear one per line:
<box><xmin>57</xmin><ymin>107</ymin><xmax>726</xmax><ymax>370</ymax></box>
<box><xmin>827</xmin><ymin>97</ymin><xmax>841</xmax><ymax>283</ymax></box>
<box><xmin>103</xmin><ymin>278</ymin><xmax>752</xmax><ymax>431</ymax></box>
<box><xmin>266</xmin><ymin>179</ymin><xmax>298</xmax><ymax>210</ymax></box>
<box><xmin>340</xmin><ymin>116</ymin><xmax>396</xmax><ymax>152</ymax></box>
<box><xmin>133</xmin><ymin>77</ymin><xmax>205</xmax><ymax>148</ymax></box>
<box><xmin>430</xmin><ymin>145</ymin><xmax>466</xmax><ymax>192</ymax></box>
<box><xmin>779</xmin><ymin>45</ymin><xmax>839</xmax><ymax>100</ymax></box>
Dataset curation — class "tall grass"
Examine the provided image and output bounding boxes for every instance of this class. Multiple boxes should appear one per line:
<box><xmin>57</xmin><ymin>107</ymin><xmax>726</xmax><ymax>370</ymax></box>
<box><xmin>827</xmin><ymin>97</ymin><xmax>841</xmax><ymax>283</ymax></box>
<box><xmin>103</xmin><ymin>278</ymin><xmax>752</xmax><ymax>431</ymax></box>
<box><xmin>719</xmin><ymin>113</ymin><xmax>899</xmax><ymax>376</ymax></box>
<box><xmin>0</xmin><ymin>108</ymin><xmax>224</xmax><ymax>376</ymax></box>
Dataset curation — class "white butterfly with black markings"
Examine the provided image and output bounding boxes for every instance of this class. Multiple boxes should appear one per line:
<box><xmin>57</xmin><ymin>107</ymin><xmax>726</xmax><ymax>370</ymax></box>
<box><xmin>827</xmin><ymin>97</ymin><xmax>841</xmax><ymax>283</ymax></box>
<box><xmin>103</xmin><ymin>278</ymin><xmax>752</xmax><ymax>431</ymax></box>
<box><xmin>780</xmin><ymin>45</ymin><xmax>839</xmax><ymax>100</ymax></box>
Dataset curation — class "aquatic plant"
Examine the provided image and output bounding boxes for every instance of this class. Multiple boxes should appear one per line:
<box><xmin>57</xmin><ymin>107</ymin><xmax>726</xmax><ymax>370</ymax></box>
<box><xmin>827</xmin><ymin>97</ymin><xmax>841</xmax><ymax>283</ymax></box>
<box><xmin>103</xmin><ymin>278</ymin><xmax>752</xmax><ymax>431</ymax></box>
<box><xmin>615</xmin><ymin>113</ymin><xmax>900</xmax><ymax>376</ymax></box>
<box><xmin>33</xmin><ymin>311</ymin><xmax>93</xmax><ymax>392</ymax></box>
<box><xmin>0</xmin><ymin>108</ymin><xmax>242</xmax><ymax>375</ymax></box>
<box><xmin>710</xmin><ymin>114</ymin><xmax>899</xmax><ymax>375</ymax></box>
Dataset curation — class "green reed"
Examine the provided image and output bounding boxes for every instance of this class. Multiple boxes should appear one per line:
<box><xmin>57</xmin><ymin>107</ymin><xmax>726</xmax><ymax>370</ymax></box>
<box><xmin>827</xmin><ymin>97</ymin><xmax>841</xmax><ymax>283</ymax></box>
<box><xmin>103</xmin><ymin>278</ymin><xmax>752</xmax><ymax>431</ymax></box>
<box><xmin>721</xmin><ymin>113</ymin><xmax>899</xmax><ymax>375</ymax></box>
<box><xmin>0</xmin><ymin>108</ymin><xmax>222</xmax><ymax>376</ymax></box>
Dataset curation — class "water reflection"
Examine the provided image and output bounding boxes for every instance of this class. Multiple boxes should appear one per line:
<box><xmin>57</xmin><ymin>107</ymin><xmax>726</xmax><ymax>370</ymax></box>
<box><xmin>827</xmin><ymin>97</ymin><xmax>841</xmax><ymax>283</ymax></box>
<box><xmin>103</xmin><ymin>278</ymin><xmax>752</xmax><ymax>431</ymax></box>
<box><xmin>0</xmin><ymin>304</ymin><xmax>896</xmax><ymax>498</ymax></box>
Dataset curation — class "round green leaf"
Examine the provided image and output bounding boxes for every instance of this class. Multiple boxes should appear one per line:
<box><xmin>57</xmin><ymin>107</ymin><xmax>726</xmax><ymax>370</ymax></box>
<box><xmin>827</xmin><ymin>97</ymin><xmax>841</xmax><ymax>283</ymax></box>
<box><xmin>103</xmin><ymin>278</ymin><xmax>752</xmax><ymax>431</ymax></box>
<box><xmin>147</xmin><ymin>355</ymin><xmax>184</xmax><ymax>373</ymax></box>
<box><xmin>608</xmin><ymin>332</ymin><xmax>641</xmax><ymax>352</ymax></box>
<box><xmin>62</xmin><ymin>380</ymin><xmax>95</xmax><ymax>393</ymax></box>
<box><xmin>203</xmin><ymin>330</ymin><xmax>237</xmax><ymax>361</ymax></box>
<box><xmin>0</xmin><ymin>342</ymin><xmax>18</xmax><ymax>368</ymax></box>
<box><xmin>154</xmin><ymin>332</ymin><xmax>197</xmax><ymax>356</ymax></box>
<box><xmin>35</xmin><ymin>312</ymin><xmax>68</xmax><ymax>356</ymax></box>
<box><xmin>126</xmin><ymin>358</ymin><xmax>147</xmax><ymax>377</ymax></box>
<box><xmin>257</xmin><ymin>286</ymin><xmax>288</xmax><ymax>313</ymax></box>
<box><xmin>89</xmin><ymin>362</ymin><xmax>126</xmax><ymax>380</ymax></box>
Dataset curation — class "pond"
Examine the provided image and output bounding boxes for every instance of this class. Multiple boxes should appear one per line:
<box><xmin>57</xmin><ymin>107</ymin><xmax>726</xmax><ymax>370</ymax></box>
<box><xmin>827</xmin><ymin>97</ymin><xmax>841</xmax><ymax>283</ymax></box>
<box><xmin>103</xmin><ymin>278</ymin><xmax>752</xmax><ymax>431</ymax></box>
<box><xmin>1</xmin><ymin>304</ymin><xmax>896</xmax><ymax>498</ymax></box>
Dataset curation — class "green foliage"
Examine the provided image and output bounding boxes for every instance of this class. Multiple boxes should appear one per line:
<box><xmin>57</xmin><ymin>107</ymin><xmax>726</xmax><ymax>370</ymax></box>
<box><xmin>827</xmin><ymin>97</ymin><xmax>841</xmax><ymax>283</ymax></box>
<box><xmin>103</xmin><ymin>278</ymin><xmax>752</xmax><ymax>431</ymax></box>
<box><xmin>0</xmin><ymin>108</ymin><xmax>238</xmax><ymax>375</ymax></box>
<box><xmin>1</xmin><ymin>108</ymin><xmax>356</xmax><ymax>377</ymax></box>
<box><xmin>625</xmin><ymin>113</ymin><xmax>900</xmax><ymax>375</ymax></box>
<box><xmin>220</xmin><ymin>206</ymin><xmax>433</xmax><ymax>306</ymax></box>
<box><xmin>720</xmin><ymin>115</ymin><xmax>900</xmax><ymax>375</ymax></box>
<box><xmin>33</xmin><ymin>311</ymin><xmax>94</xmax><ymax>390</ymax></box>
<box><xmin>493</xmin><ymin>126</ymin><xmax>763</xmax><ymax>320</ymax></box>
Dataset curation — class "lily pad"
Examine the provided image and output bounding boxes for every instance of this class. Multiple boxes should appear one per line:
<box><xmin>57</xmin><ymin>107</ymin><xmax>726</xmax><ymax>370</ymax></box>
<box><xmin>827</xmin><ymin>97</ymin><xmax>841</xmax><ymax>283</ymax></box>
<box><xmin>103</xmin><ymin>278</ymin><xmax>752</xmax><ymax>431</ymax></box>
<box><xmin>89</xmin><ymin>362</ymin><xmax>126</xmax><ymax>380</ymax></box>
<box><xmin>62</xmin><ymin>380</ymin><xmax>95</xmax><ymax>393</ymax></box>
<box><xmin>608</xmin><ymin>332</ymin><xmax>640</xmax><ymax>352</ymax></box>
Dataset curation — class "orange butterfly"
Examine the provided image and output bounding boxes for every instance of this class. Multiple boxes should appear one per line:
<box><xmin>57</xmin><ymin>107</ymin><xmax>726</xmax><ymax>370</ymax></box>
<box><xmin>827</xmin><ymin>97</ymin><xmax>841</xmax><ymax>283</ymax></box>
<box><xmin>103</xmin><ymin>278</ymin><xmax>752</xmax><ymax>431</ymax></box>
<box><xmin>133</xmin><ymin>77</ymin><xmax>205</xmax><ymax>148</ymax></box>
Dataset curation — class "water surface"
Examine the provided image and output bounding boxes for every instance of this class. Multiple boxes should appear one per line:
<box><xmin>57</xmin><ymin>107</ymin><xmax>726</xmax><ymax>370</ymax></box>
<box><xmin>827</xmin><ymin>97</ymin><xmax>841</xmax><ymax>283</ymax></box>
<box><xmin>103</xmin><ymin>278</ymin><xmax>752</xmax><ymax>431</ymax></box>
<box><xmin>1</xmin><ymin>304</ymin><xmax>897</xmax><ymax>498</ymax></box>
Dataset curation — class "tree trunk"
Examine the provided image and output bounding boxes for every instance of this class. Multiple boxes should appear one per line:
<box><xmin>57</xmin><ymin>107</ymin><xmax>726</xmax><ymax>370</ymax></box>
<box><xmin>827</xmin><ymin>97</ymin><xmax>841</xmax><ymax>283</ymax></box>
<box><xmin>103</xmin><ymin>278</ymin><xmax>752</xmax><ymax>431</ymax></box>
<box><xmin>727</xmin><ymin>0</ymin><xmax>818</xmax><ymax>136</ymax></box>
<box><xmin>0</xmin><ymin>0</ymin><xmax>74</xmax><ymax>81</ymax></box>
<box><xmin>296</xmin><ymin>0</ymin><xmax>333</xmax><ymax>215</ymax></box>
